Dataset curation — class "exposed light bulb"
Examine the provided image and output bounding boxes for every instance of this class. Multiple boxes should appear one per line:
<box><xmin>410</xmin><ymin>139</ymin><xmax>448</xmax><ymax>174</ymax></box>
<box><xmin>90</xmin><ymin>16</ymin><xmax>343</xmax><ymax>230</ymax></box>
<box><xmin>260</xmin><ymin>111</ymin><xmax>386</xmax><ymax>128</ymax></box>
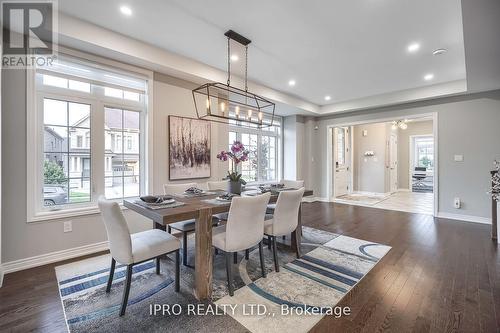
<box><xmin>400</xmin><ymin>123</ymin><xmax>408</xmax><ymax>130</ymax></box>
<box><xmin>235</xmin><ymin>106</ymin><xmax>240</xmax><ymax>118</ymax></box>
<box><xmin>258</xmin><ymin>111</ymin><xmax>263</xmax><ymax>123</ymax></box>
<box><xmin>247</xmin><ymin>109</ymin><xmax>252</xmax><ymax>120</ymax></box>
<box><xmin>392</xmin><ymin>124</ymin><xmax>398</xmax><ymax>130</ymax></box>
<box><xmin>220</xmin><ymin>102</ymin><xmax>226</xmax><ymax>115</ymax></box>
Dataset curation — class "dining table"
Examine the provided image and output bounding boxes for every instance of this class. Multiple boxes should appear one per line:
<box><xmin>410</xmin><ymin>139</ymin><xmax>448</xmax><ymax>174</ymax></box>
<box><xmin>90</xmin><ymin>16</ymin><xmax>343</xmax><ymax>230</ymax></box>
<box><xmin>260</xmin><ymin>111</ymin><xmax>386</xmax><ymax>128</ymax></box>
<box><xmin>123</xmin><ymin>188</ymin><xmax>313</xmax><ymax>300</ymax></box>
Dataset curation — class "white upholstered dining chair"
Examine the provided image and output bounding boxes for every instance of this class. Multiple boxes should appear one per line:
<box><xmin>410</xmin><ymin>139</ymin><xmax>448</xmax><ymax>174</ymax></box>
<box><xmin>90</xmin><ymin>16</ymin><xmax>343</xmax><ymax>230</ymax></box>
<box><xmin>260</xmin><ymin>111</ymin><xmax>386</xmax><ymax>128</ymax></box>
<box><xmin>163</xmin><ymin>182</ymin><xmax>219</xmax><ymax>266</ymax></box>
<box><xmin>212</xmin><ymin>192</ymin><xmax>271</xmax><ymax>296</ymax></box>
<box><xmin>98</xmin><ymin>196</ymin><xmax>180</xmax><ymax>316</ymax></box>
<box><xmin>207</xmin><ymin>180</ymin><xmax>228</xmax><ymax>191</ymax></box>
<box><xmin>266</xmin><ymin>179</ymin><xmax>304</xmax><ymax>213</ymax></box>
<box><xmin>264</xmin><ymin>188</ymin><xmax>305</xmax><ymax>272</ymax></box>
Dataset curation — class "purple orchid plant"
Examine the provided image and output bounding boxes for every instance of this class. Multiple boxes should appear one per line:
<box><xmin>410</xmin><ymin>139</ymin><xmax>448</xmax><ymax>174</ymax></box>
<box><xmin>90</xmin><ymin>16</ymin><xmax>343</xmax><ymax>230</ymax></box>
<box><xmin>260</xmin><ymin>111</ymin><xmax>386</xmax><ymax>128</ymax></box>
<box><xmin>216</xmin><ymin>141</ymin><xmax>249</xmax><ymax>184</ymax></box>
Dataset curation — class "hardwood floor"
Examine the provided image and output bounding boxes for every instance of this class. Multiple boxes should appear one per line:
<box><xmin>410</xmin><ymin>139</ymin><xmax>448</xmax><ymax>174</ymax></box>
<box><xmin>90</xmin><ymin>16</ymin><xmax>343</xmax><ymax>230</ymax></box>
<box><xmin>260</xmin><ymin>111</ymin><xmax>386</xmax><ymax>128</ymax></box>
<box><xmin>0</xmin><ymin>202</ymin><xmax>498</xmax><ymax>332</ymax></box>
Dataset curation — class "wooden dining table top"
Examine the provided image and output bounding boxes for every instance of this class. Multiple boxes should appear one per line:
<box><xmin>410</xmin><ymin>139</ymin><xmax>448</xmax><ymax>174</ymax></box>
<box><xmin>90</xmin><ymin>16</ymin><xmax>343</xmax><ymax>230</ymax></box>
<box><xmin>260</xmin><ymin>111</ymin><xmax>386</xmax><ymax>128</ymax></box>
<box><xmin>123</xmin><ymin>189</ymin><xmax>313</xmax><ymax>225</ymax></box>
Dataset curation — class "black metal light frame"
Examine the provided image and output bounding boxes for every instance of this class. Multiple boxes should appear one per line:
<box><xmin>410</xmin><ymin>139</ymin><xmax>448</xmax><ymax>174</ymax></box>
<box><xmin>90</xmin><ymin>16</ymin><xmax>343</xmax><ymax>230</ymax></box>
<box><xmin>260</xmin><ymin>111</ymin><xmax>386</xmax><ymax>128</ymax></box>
<box><xmin>192</xmin><ymin>30</ymin><xmax>276</xmax><ymax>128</ymax></box>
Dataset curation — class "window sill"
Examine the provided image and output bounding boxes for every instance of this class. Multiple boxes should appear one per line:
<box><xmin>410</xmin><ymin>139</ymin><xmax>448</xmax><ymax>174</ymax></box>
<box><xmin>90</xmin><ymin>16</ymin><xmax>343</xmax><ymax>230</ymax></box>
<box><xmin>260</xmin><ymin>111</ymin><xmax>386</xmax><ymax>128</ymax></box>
<box><xmin>28</xmin><ymin>203</ymin><xmax>127</xmax><ymax>223</ymax></box>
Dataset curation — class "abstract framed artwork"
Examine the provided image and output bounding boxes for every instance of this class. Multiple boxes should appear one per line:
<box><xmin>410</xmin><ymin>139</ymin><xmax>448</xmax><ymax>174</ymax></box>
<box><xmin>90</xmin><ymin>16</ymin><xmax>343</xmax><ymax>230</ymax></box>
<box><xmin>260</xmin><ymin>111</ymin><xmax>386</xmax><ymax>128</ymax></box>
<box><xmin>168</xmin><ymin>115</ymin><xmax>211</xmax><ymax>180</ymax></box>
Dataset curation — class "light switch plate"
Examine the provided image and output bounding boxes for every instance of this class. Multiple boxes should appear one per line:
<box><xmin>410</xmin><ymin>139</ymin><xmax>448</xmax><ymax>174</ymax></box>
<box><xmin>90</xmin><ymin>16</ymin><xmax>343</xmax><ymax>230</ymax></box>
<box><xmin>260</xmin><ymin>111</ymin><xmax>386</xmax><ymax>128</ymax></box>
<box><xmin>454</xmin><ymin>155</ymin><xmax>464</xmax><ymax>162</ymax></box>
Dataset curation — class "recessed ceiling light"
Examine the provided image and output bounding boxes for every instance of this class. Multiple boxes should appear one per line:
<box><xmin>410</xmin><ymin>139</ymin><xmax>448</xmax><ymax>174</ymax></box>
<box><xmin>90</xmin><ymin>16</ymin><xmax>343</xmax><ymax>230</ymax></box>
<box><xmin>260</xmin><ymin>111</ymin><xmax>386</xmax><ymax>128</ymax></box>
<box><xmin>432</xmin><ymin>48</ymin><xmax>447</xmax><ymax>56</ymax></box>
<box><xmin>230</xmin><ymin>54</ymin><xmax>239</xmax><ymax>62</ymax></box>
<box><xmin>120</xmin><ymin>5</ymin><xmax>132</xmax><ymax>16</ymax></box>
<box><xmin>407</xmin><ymin>42</ymin><xmax>420</xmax><ymax>53</ymax></box>
<box><xmin>288</xmin><ymin>79</ymin><xmax>296</xmax><ymax>87</ymax></box>
<box><xmin>324</xmin><ymin>95</ymin><xmax>331</xmax><ymax>101</ymax></box>
<box><xmin>424</xmin><ymin>73</ymin><xmax>434</xmax><ymax>81</ymax></box>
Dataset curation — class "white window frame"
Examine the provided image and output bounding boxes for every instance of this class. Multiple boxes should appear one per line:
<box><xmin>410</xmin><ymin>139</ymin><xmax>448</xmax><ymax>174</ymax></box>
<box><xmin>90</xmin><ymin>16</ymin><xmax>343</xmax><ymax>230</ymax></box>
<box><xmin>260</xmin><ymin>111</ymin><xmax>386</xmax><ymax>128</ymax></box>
<box><xmin>27</xmin><ymin>48</ymin><xmax>154</xmax><ymax>222</ymax></box>
<box><xmin>229</xmin><ymin>118</ymin><xmax>282</xmax><ymax>184</ymax></box>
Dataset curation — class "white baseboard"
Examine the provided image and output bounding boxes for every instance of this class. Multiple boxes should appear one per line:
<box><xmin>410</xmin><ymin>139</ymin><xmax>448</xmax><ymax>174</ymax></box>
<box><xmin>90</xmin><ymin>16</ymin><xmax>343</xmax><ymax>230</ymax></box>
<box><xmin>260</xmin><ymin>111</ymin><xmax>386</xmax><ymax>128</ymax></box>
<box><xmin>397</xmin><ymin>188</ymin><xmax>411</xmax><ymax>192</ymax></box>
<box><xmin>437</xmin><ymin>212</ymin><xmax>491</xmax><ymax>224</ymax></box>
<box><xmin>302</xmin><ymin>196</ymin><xmax>330</xmax><ymax>203</ymax></box>
<box><xmin>2</xmin><ymin>241</ymin><xmax>109</xmax><ymax>274</ymax></box>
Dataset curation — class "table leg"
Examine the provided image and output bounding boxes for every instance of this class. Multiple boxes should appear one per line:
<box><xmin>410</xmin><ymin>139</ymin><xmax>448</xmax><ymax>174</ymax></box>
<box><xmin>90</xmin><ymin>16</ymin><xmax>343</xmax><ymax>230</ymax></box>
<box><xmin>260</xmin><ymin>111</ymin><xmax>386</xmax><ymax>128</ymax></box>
<box><xmin>291</xmin><ymin>203</ymin><xmax>302</xmax><ymax>258</ymax></box>
<box><xmin>194</xmin><ymin>207</ymin><xmax>213</xmax><ymax>300</ymax></box>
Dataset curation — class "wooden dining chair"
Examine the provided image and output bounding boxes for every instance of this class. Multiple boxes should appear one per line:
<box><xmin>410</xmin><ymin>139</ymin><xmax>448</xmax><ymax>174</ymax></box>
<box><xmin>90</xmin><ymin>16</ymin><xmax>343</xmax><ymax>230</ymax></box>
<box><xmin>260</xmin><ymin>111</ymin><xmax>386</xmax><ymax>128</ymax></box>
<box><xmin>163</xmin><ymin>182</ymin><xmax>219</xmax><ymax>266</ymax></box>
<box><xmin>212</xmin><ymin>192</ymin><xmax>271</xmax><ymax>296</ymax></box>
<box><xmin>98</xmin><ymin>196</ymin><xmax>180</xmax><ymax>316</ymax></box>
<box><xmin>264</xmin><ymin>188</ymin><xmax>305</xmax><ymax>271</ymax></box>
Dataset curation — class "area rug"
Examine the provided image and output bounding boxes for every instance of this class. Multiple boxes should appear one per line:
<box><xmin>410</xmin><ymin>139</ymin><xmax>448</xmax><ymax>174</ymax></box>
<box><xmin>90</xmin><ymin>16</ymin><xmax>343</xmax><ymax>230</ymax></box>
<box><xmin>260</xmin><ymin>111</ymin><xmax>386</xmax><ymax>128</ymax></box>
<box><xmin>55</xmin><ymin>227</ymin><xmax>390</xmax><ymax>333</ymax></box>
<box><xmin>336</xmin><ymin>193</ymin><xmax>392</xmax><ymax>206</ymax></box>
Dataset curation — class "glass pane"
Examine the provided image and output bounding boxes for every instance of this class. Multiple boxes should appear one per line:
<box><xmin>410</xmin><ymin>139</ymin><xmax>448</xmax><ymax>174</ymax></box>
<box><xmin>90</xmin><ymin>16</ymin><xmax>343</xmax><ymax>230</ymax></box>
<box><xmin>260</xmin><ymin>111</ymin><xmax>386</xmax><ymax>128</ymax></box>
<box><xmin>123</xmin><ymin>176</ymin><xmax>140</xmax><ymax>198</ymax></box>
<box><xmin>44</xmin><ymin>99</ymin><xmax>67</xmax><ymax>126</ymax></box>
<box><xmin>69</xmin><ymin>129</ymin><xmax>91</xmax><ymax>151</ymax></box>
<box><xmin>124</xmin><ymin>110</ymin><xmax>140</xmax><ymax>130</ymax></box>
<box><xmin>68</xmin><ymin>80</ymin><xmax>91</xmax><ymax>93</ymax></box>
<box><xmin>43</xmin><ymin>158</ymin><xmax>68</xmax><ymax>185</ymax></box>
<box><xmin>124</xmin><ymin>154</ymin><xmax>140</xmax><ymax>176</ymax></box>
<box><xmin>229</xmin><ymin>131</ymin><xmax>236</xmax><ymax>147</ymax></box>
<box><xmin>68</xmin><ymin>154</ymin><xmax>91</xmax><ymax>178</ymax></box>
<box><xmin>124</xmin><ymin>91</ymin><xmax>140</xmax><ymax>101</ymax></box>
<box><xmin>44</xmin><ymin>126</ymin><xmax>68</xmax><ymax>152</ymax></box>
<box><xmin>104</xmin><ymin>87</ymin><xmax>123</xmax><ymax>98</ymax></box>
<box><xmin>43</xmin><ymin>74</ymin><xmax>67</xmax><ymax>88</ymax></box>
<box><xmin>68</xmin><ymin>102</ymin><xmax>90</xmax><ymax>127</ymax></box>
<box><xmin>69</xmin><ymin>178</ymin><xmax>91</xmax><ymax>203</ymax></box>
<box><xmin>43</xmin><ymin>183</ymin><xmax>68</xmax><ymax>206</ymax></box>
<box><xmin>105</xmin><ymin>177</ymin><xmax>123</xmax><ymax>199</ymax></box>
<box><xmin>105</xmin><ymin>107</ymin><xmax>123</xmax><ymax>129</ymax></box>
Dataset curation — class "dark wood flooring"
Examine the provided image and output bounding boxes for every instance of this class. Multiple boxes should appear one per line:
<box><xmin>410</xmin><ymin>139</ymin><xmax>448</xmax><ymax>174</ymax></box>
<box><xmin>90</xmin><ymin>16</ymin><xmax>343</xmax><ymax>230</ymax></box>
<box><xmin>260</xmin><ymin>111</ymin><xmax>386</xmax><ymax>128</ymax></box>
<box><xmin>0</xmin><ymin>202</ymin><xmax>498</xmax><ymax>332</ymax></box>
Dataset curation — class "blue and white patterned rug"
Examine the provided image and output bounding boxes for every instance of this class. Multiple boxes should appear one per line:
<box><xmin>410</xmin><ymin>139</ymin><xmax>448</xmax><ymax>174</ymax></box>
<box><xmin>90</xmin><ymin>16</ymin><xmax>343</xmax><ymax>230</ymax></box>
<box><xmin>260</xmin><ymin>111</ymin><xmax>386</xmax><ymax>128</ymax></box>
<box><xmin>55</xmin><ymin>227</ymin><xmax>390</xmax><ymax>332</ymax></box>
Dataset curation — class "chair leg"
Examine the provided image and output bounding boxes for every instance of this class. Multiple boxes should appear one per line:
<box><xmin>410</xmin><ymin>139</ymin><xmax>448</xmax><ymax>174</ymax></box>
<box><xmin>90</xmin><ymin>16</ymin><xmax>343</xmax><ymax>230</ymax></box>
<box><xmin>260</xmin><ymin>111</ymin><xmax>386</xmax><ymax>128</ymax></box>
<box><xmin>233</xmin><ymin>252</ymin><xmax>238</xmax><ymax>264</ymax></box>
<box><xmin>268</xmin><ymin>235</ymin><xmax>272</xmax><ymax>249</ymax></box>
<box><xmin>215</xmin><ymin>248</ymin><xmax>219</xmax><ymax>255</ymax></box>
<box><xmin>119</xmin><ymin>265</ymin><xmax>133</xmax><ymax>316</ymax></box>
<box><xmin>272</xmin><ymin>236</ymin><xmax>280</xmax><ymax>272</ymax></box>
<box><xmin>182</xmin><ymin>232</ymin><xmax>188</xmax><ymax>266</ymax></box>
<box><xmin>294</xmin><ymin>230</ymin><xmax>301</xmax><ymax>259</ymax></box>
<box><xmin>106</xmin><ymin>258</ymin><xmax>116</xmax><ymax>293</ymax></box>
<box><xmin>226</xmin><ymin>252</ymin><xmax>234</xmax><ymax>296</ymax></box>
<box><xmin>245</xmin><ymin>249</ymin><xmax>249</xmax><ymax>260</ymax></box>
<box><xmin>282</xmin><ymin>235</ymin><xmax>286</xmax><ymax>241</ymax></box>
<box><xmin>258</xmin><ymin>241</ymin><xmax>266</xmax><ymax>278</ymax></box>
<box><xmin>156</xmin><ymin>257</ymin><xmax>160</xmax><ymax>274</ymax></box>
<box><xmin>175</xmin><ymin>250</ymin><xmax>180</xmax><ymax>292</ymax></box>
<box><xmin>167</xmin><ymin>226</ymin><xmax>172</xmax><ymax>233</ymax></box>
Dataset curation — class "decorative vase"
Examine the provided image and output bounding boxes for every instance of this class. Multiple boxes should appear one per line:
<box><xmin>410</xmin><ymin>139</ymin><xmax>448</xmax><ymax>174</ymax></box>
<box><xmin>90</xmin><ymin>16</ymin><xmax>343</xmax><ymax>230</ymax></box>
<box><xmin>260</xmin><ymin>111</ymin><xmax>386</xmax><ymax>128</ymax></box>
<box><xmin>228</xmin><ymin>180</ymin><xmax>242</xmax><ymax>194</ymax></box>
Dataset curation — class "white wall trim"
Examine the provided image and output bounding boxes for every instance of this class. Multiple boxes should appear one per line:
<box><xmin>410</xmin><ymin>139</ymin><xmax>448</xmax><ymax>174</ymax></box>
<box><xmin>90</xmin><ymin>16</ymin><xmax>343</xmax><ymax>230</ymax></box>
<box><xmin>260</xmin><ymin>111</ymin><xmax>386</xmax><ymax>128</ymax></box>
<box><xmin>437</xmin><ymin>212</ymin><xmax>491</xmax><ymax>224</ymax></box>
<box><xmin>2</xmin><ymin>241</ymin><xmax>109</xmax><ymax>274</ymax></box>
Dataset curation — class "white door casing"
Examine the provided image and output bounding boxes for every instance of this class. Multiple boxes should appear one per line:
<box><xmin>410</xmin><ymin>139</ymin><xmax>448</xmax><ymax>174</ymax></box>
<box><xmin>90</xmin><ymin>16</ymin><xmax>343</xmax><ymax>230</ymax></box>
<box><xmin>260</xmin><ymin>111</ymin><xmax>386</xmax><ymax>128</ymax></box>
<box><xmin>389</xmin><ymin>133</ymin><xmax>398</xmax><ymax>193</ymax></box>
<box><xmin>334</xmin><ymin>127</ymin><xmax>350</xmax><ymax>197</ymax></box>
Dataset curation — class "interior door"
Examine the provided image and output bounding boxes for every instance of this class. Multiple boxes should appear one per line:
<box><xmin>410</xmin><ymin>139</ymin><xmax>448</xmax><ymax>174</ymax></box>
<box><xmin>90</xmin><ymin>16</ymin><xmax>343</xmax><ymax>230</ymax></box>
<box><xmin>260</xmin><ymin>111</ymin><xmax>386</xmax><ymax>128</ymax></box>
<box><xmin>334</xmin><ymin>127</ymin><xmax>350</xmax><ymax>197</ymax></box>
<box><xmin>389</xmin><ymin>133</ymin><xmax>398</xmax><ymax>193</ymax></box>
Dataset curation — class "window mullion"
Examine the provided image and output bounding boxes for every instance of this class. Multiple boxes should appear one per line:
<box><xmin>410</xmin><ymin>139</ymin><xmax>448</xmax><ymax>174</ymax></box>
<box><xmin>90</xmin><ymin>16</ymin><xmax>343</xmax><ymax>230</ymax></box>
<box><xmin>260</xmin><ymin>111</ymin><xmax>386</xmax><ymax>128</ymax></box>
<box><xmin>92</xmin><ymin>101</ymin><xmax>105</xmax><ymax>201</ymax></box>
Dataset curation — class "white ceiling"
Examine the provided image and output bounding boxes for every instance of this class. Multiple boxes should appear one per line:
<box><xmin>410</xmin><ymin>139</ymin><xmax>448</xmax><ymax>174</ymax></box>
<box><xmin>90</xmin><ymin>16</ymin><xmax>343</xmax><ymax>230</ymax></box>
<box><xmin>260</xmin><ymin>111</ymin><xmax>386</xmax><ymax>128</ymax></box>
<box><xmin>58</xmin><ymin>0</ymin><xmax>466</xmax><ymax>107</ymax></box>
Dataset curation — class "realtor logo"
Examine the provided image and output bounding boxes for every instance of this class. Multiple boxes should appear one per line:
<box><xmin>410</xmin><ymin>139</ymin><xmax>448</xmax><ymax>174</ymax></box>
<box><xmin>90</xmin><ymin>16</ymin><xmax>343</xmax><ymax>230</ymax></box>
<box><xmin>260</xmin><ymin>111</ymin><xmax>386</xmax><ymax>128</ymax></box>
<box><xmin>1</xmin><ymin>0</ymin><xmax>57</xmax><ymax>68</ymax></box>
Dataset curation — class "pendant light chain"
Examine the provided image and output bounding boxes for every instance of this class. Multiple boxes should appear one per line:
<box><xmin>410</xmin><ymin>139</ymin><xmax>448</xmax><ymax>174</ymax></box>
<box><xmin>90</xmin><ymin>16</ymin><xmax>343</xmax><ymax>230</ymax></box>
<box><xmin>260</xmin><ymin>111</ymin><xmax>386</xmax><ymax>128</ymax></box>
<box><xmin>245</xmin><ymin>45</ymin><xmax>248</xmax><ymax>92</ymax></box>
<box><xmin>227</xmin><ymin>37</ymin><xmax>231</xmax><ymax>86</ymax></box>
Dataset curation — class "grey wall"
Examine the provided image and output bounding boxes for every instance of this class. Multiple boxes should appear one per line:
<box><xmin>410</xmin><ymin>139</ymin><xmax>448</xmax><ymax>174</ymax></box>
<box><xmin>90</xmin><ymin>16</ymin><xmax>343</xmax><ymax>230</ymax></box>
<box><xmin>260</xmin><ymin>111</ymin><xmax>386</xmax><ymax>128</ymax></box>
<box><xmin>352</xmin><ymin>123</ymin><xmax>387</xmax><ymax>193</ymax></box>
<box><xmin>1</xmin><ymin>69</ymin><xmax>229</xmax><ymax>263</ymax></box>
<box><xmin>312</xmin><ymin>91</ymin><xmax>500</xmax><ymax>219</ymax></box>
<box><xmin>397</xmin><ymin>120</ymin><xmax>433</xmax><ymax>189</ymax></box>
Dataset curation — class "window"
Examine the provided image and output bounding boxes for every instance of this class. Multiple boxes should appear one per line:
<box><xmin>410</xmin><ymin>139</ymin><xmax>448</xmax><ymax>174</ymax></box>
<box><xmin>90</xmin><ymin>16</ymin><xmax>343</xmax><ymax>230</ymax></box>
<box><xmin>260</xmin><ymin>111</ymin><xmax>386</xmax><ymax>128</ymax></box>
<box><xmin>414</xmin><ymin>136</ymin><xmax>434</xmax><ymax>170</ymax></box>
<box><xmin>336</xmin><ymin>128</ymin><xmax>346</xmax><ymax>166</ymax></box>
<box><xmin>28</xmin><ymin>54</ymin><xmax>150</xmax><ymax>220</ymax></box>
<box><xmin>229</xmin><ymin>116</ymin><xmax>281</xmax><ymax>183</ymax></box>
